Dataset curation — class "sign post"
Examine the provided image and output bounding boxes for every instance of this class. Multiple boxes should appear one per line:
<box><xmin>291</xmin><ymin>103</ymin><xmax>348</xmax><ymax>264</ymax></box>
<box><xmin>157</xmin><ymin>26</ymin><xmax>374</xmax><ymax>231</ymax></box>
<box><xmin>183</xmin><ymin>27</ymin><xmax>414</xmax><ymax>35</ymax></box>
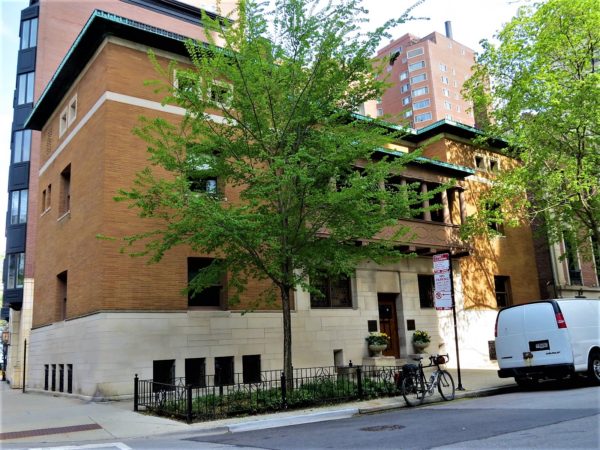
<box><xmin>433</xmin><ymin>253</ymin><xmax>464</xmax><ymax>390</ymax></box>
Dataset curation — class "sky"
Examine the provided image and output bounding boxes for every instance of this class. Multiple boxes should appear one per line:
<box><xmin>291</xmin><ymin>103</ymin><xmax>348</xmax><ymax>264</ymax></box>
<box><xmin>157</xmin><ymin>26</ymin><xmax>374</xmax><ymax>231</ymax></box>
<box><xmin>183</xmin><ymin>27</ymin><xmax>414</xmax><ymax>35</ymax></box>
<box><xmin>0</xmin><ymin>0</ymin><xmax>529</xmax><ymax>256</ymax></box>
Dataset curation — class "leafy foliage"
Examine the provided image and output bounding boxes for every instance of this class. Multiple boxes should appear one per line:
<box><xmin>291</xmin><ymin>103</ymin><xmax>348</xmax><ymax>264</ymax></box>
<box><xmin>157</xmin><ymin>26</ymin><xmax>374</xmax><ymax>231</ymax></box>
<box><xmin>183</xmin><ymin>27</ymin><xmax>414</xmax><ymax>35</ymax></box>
<box><xmin>412</xmin><ymin>330</ymin><xmax>430</xmax><ymax>343</ymax></box>
<box><xmin>117</xmin><ymin>0</ymin><xmax>429</xmax><ymax>381</ymax></box>
<box><xmin>464</xmin><ymin>0</ymin><xmax>600</xmax><ymax>260</ymax></box>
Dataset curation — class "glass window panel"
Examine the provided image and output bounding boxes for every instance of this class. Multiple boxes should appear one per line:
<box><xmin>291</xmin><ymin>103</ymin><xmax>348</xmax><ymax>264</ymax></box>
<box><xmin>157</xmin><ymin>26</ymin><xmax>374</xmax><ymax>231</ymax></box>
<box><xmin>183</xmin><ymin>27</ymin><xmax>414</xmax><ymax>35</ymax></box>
<box><xmin>7</xmin><ymin>253</ymin><xmax>24</xmax><ymax>289</ymax></box>
<box><xmin>26</xmin><ymin>72</ymin><xmax>35</xmax><ymax>103</ymax></box>
<box><xmin>22</xmin><ymin>130</ymin><xmax>31</xmax><ymax>161</ymax></box>
<box><xmin>20</xmin><ymin>20</ymin><xmax>30</xmax><ymax>50</ymax></box>
<box><xmin>29</xmin><ymin>18</ymin><xmax>38</xmax><ymax>48</ymax></box>
<box><xmin>19</xmin><ymin>190</ymin><xmax>28</xmax><ymax>223</ymax></box>
<box><xmin>18</xmin><ymin>74</ymin><xmax>26</xmax><ymax>104</ymax></box>
<box><xmin>10</xmin><ymin>191</ymin><xmax>20</xmax><ymax>224</ymax></box>
<box><xmin>14</xmin><ymin>131</ymin><xmax>23</xmax><ymax>163</ymax></box>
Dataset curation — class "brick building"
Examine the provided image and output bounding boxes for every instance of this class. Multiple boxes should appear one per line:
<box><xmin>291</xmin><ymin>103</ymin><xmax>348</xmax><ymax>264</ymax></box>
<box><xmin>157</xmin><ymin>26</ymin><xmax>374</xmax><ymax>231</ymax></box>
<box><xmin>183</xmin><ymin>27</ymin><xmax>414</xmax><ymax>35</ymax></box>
<box><xmin>375</xmin><ymin>23</ymin><xmax>477</xmax><ymax>129</ymax></box>
<box><xmin>2</xmin><ymin>0</ymin><xmax>231</xmax><ymax>388</ymax></box>
<box><xmin>5</xmin><ymin>1</ymin><xmax>543</xmax><ymax>398</ymax></box>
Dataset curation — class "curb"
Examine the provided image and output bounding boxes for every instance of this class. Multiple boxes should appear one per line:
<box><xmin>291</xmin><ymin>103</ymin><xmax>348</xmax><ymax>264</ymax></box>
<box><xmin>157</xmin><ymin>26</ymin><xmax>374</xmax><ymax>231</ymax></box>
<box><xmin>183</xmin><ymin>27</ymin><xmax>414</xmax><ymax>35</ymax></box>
<box><xmin>224</xmin><ymin>386</ymin><xmax>516</xmax><ymax>433</ymax></box>
<box><xmin>226</xmin><ymin>407</ymin><xmax>359</xmax><ymax>433</ymax></box>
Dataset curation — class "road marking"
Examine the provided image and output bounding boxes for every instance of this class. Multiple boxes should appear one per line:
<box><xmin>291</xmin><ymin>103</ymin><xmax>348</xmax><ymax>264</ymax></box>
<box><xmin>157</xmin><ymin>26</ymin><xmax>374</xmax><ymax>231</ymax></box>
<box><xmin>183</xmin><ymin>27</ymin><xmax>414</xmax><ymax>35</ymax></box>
<box><xmin>0</xmin><ymin>424</ymin><xmax>102</xmax><ymax>441</ymax></box>
<box><xmin>29</xmin><ymin>443</ymin><xmax>132</xmax><ymax>450</ymax></box>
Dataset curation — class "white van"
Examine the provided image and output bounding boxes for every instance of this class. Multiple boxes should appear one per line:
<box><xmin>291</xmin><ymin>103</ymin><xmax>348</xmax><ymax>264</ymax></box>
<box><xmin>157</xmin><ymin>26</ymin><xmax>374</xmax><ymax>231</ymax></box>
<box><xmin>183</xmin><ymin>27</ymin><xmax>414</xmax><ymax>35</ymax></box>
<box><xmin>494</xmin><ymin>299</ymin><xmax>600</xmax><ymax>386</ymax></box>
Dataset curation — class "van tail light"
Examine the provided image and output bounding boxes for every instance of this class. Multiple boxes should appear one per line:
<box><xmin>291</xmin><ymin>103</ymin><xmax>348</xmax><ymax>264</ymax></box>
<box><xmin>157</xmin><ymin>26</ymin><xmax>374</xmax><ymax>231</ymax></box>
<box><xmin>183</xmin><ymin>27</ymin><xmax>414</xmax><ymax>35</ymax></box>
<box><xmin>555</xmin><ymin>312</ymin><xmax>567</xmax><ymax>329</ymax></box>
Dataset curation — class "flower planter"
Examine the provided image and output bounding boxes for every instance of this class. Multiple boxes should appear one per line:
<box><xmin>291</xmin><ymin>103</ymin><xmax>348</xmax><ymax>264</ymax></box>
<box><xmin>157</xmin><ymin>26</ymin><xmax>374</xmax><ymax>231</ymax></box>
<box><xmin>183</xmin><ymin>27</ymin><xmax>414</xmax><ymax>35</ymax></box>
<box><xmin>369</xmin><ymin>343</ymin><xmax>387</xmax><ymax>357</ymax></box>
<box><xmin>413</xmin><ymin>341</ymin><xmax>429</xmax><ymax>354</ymax></box>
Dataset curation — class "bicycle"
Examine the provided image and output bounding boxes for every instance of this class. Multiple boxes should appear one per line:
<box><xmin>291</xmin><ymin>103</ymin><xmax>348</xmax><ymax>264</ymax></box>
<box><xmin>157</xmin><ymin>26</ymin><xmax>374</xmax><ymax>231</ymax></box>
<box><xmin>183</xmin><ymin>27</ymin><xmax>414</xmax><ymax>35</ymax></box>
<box><xmin>400</xmin><ymin>353</ymin><xmax>455</xmax><ymax>406</ymax></box>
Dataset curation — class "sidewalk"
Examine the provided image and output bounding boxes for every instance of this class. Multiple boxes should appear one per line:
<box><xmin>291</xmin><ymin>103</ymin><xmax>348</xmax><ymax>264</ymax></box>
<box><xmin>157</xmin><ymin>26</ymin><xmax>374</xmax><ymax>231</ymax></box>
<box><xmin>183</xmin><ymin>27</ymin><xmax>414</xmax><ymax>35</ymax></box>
<box><xmin>0</xmin><ymin>369</ymin><xmax>516</xmax><ymax>446</ymax></box>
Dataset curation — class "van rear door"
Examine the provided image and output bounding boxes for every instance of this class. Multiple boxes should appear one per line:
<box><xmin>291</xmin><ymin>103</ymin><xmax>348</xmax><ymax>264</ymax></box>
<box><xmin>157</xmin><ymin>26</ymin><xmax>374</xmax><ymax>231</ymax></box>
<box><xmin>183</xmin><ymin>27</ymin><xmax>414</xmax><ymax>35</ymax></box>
<box><xmin>496</xmin><ymin>301</ymin><xmax>573</xmax><ymax>369</ymax></box>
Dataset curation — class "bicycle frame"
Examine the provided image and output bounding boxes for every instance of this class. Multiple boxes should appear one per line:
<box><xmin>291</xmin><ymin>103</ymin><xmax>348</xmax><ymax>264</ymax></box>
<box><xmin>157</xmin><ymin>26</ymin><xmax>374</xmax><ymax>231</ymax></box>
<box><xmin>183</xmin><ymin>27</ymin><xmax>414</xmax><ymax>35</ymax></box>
<box><xmin>401</xmin><ymin>353</ymin><xmax>455</xmax><ymax>406</ymax></box>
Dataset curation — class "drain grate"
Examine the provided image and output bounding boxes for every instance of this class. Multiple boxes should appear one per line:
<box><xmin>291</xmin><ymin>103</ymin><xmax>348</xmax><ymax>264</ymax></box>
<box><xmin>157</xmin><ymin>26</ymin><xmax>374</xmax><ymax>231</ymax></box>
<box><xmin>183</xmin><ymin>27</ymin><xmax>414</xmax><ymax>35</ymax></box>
<box><xmin>360</xmin><ymin>424</ymin><xmax>405</xmax><ymax>432</ymax></box>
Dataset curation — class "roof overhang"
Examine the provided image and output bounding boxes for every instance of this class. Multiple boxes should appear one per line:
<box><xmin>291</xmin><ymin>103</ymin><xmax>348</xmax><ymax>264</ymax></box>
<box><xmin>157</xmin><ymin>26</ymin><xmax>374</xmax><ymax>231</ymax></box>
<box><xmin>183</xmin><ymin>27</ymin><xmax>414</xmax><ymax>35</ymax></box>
<box><xmin>26</xmin><ymin>9</ymin><xmax>217</xmax><ymax>130</ymax></box>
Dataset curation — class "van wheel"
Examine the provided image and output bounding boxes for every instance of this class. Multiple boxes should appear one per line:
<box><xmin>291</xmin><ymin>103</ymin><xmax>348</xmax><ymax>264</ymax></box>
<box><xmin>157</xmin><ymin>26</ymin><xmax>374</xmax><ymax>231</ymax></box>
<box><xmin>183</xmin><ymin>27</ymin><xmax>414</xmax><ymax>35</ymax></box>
<box><xmin>515</xmin><ymin>377</ymin><xmax>537</xmax><ymax>388</ymax></box>
<box><xmin>588</xmin><ymin>351</ymin><xmax>600</xmax><ymax>385</ymax></box>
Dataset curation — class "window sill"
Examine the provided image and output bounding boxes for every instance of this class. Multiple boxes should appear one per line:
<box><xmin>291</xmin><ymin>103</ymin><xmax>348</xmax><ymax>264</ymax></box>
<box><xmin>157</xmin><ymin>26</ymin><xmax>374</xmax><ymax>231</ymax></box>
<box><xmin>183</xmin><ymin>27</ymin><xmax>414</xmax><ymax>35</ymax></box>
<box><xmin>40</xmin><ymin>207</ymin><xmax>52</xmax><ymax>217</ymax></box>
<box><xmin>57</xmin><ymin>210</ymin><xmax>71</xmax><ymax>222</ymax></box>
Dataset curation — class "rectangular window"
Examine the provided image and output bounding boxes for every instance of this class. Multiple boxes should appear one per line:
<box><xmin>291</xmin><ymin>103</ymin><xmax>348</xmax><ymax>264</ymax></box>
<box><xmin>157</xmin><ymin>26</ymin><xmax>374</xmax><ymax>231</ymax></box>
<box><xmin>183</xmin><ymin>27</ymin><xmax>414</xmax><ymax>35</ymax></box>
<box><xmin>444</xmin><ymin>101</ymin><xmax>452</xmax><ymax>110</ymax></box>
<box><xmin>475</xmin><ymin>155</ymin><xmax>486</xmax><ymax>169</ymax></box>
<box><xmin>68</xmin><ymin>96</ymin><xmax>77</xmax><ymax>124</ymax></box>
<box><xmin>60</xmin><ymin>164</ymin><xmax>71</xmax><ymax>215</ymax></box>
<box><xmin>42</xmin><ymin>184</ymin><xmax>52</xmax><ymax>212</ymax></box>
<box><xmin>208</xmin><ymin>81</ymin><xmax>233</xmax><ymax>107</ymax></box>
<box><xmin>310</xmin><ymin>274</ymin><xmax>352</xmax><ymax>308</ymax></box>
<box><xmin>407</xmin><ymin>47</ymin><xmax>424</xmax><ymax>58</ymax></box>
<box><xmin>187</xmin><ymin>258</ymin><xmax>222</xmax><ymax>307</ymax></box>
<box><xmin>44</xmin><ymin>364</ymin><xmax>49</xmax><ymax>390</ymax></box>
<box><xmin>563</xmin><ymin>232</ymin><xmax>582</xmax><ymax>285</ymax></box>
<box><xmin>67</xmin><ymin>364</ymin><xmax>73</xmax><ymax>393</ymax></box>
<box><xmin>441</xmin><ymin>76</ymin><xmax>449</xmax><ymax>84</ymax></box>
<box><xmin>489</xmin><ymin>159</ymin><xmax>499</xmax><ymax>172</ymax></box>
<box><xmin>410</xmin><ymin>73</ymin><xmax>427</xmax><ymax>84</ymax></box>
<box><xmin>51</xmin><ymin>364</ymin><xmax>56</xmax><ymax>391</ymax></box>
<box><xmin>402</xmin><ymin>96</ymin><xmax>411</xmax><ymax>106</ymax></box>
<box><xmin>408</xmin><ymin>61</ymin><xmax>426</xmax><ymax>72</ymax></box>
<box><xmin>214</xmin><ymin>356</ymin><xmax>234</xmax><ymax>386</ymax></box>
<box><xmin>414</xmin><ymin>112</ymin><xmax>432</xmax><ymax>123</ymax></box>
<box><xmin>13</xmin><ymin>129</ymin><xmax>31</xmax><ymax>163</ymax></box>
<box><xmin>400</xmin><ymin>83</ymin><xmax>410</xmax><ymax>93</ymax></box>
<box><xmin>442</xmin><ymin>88</ymin><xmax>450</xmax><ymax>97</ymax></box>
<box><xmin>399</xmin><ymin>71</ymin><xmax>408</xmax><ymax>81</ymax></box>
<box><xmin>59</xmin><ymin>108</ymin><xmax>68</xmax><ymax>137</ymax></box>
<box><xmin>17</xmin><ymin>72</ymin><xmax>35</xmax><ymax>105</ymax></box>
<box><xmin>20</xmin><ymin>18</ymin><xmax>38</xmax><ymax>50</ymax></box>
<box><xmin>7</xmin><ymin>253</ymin><xmax>25</xmax><ymax>289</ymax></box>
<box><xmin>411</xmin><ymin>86</ymin><xmax>429</xmax><ymax>97</ymax></box>
<box><xmin>59</xmin><ymin>364</ymin><xmax>64</xmax><ymax>392</ymax></box>
<box><xmin>57</xmin><ymin>271</ymin><xmax>68</xmax><ymax>320</ymax></box>
<box><xmin>376</xmin><ymin>107</ymin><xmax>383</xmax><ymax>117</ymax></box>
<box><xmin>153</xmin><ymin>359</ymin><xmax>175</xmax><ymax>391</ymax></box>
<box><xmin>494</xmin><ymin>276</ymin><xmax>511</xmax><ymax>308</ymax></box>
<box><xmin>185</xmin><ymin>358</ymin><xmax>206</xmax><ymax>387</ymax></box>
<box><xmin>174</xmin><ymin>70</ymin><xmax>197</xmax><ymax>100</ymax></box>
<box><xmin>439</xmin><ymin>63</ymin><xmax>447</xmax><ymax>72</ymax></box>
<box><xmin>404</xmin><ymin>110</ymin><xmax>413</xmax><ymax>118</ymax></box>
<box><xmin>445</xmin><ymin>114</ymin><xmax>453</xmax><ymax>120</ymax></box>
<box><xmin>242</xmin><ymin>355</ymin><xmax>261</xmax><ymax>384</ymax></box>
<box><xmin>418</xmin><ymin>274</ymin><xmax>434</xmax><ymax>308</ymax></box>
<box><xmin>413</xmin><ymin>99</ymin><xmax>430</xmax><ymax>110</ymax></box>
<box><xmin>10</xmin><ymin>189</ymin><xmax>27</xmax><ymax>225</ymax></box>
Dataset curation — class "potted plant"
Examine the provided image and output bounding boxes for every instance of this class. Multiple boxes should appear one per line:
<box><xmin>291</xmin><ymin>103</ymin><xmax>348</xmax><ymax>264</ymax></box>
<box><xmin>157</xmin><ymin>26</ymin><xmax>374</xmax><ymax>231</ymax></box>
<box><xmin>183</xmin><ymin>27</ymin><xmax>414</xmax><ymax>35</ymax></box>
<box><xmin>366</xmin><ymin>332</ymin><xmax>390</xmax><ymax>357</ymax></box>
<box><xmin>412</xmin><ymin>330</ymin><xmax>431</xmax><ymax>353</ymax></box>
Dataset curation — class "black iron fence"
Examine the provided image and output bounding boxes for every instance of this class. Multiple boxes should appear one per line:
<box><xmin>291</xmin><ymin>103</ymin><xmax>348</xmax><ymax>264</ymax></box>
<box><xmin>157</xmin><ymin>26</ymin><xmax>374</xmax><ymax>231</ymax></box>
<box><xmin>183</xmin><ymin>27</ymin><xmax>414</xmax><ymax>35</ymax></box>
<box><xmin>134</xmin><ymin>364</ymin><xmax>406</xmax><ymax>423</ymax></box>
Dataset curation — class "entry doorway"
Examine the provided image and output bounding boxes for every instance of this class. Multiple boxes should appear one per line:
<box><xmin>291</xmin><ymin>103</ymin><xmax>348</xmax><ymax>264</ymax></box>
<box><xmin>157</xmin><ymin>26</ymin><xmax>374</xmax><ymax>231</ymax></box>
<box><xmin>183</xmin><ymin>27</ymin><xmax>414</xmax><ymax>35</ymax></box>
<box><xmin>378</xmin><ymin>293</ymin><xmax>400</xmax><ymax>358</ymax></box>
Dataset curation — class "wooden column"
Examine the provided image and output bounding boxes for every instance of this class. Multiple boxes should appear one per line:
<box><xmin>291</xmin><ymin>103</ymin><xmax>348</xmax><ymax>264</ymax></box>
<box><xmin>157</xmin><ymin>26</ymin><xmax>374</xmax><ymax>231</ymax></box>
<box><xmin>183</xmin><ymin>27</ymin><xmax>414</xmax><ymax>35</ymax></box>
<box><xmin>441</xmin><ymin>189</ymin><xmax>451</xmax><ymax>224</ymax></box>
<box><xmin>459</xmin><ymin>189</ymin><xmax>467</xmax><ymax>224</ymax></box>
<box><xmin>421</xmin><ymin>182</ymin><xmax>431</xmax><ymax>221</ymax></box>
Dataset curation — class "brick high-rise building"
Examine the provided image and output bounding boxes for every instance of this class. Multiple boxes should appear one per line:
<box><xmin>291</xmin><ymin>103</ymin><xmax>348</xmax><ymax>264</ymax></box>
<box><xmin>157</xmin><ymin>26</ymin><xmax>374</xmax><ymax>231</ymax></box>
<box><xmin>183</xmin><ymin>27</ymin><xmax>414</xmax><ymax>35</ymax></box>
<box><xmin>376</xmin><ymin>23</ymin><xmax>477</xmax><ymax>129</ymax></box>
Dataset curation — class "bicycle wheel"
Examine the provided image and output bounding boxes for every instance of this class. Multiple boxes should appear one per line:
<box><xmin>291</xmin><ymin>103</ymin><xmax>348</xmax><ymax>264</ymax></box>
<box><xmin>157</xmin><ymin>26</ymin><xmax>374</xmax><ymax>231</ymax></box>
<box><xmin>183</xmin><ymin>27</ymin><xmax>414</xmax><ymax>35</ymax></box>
<box><xmin>437</xmin><ymin>370</ymin><xmax>455</xmax><ymax>401</ymax></box>
<box><xmin>402</xmin><ymin>375</ymin><xmax>425</xmax><ymax>406</ymax></box>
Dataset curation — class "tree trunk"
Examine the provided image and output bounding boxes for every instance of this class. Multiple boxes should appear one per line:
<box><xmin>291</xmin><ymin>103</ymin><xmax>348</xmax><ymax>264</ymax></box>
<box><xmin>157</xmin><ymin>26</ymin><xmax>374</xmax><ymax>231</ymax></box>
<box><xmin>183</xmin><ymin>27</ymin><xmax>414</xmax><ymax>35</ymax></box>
<box><xmin>281</xmin><ymin>285</ymin><xmax>293</xmax><ymax>390</ymax></box>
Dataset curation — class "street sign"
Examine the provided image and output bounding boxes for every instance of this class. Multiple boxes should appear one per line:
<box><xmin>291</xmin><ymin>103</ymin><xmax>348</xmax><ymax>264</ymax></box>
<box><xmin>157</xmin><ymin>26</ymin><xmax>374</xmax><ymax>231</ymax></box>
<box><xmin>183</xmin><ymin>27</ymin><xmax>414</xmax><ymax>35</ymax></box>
<box><xmin>433</xmin><ymin>253</ymin><xmax>452</xmax><ymax>310</ymax></box>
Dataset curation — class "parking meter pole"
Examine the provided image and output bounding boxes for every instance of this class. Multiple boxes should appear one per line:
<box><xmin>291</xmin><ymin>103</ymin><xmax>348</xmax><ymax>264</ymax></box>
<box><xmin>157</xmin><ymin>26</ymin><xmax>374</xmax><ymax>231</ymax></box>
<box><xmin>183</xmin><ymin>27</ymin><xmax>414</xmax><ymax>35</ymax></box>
<box><xmin>449</xmin><ymin>257</ymin><xmax>464</xmax><ymax>391</ymax></box>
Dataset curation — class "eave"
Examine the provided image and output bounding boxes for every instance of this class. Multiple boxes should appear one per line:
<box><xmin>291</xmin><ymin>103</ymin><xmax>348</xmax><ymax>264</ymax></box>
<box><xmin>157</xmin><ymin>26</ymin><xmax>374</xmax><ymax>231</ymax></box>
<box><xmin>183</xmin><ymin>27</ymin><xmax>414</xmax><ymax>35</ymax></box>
<box><xmin>26</xmin><ymin>8</ymin><xmax>221</xmax><ymax>130</ymax></box>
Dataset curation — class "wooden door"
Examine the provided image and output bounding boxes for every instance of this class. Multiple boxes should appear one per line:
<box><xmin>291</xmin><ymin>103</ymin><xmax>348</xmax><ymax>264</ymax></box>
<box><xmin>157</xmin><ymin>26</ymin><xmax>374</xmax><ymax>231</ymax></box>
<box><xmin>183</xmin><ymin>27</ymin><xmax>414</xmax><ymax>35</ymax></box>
<box><xmin>378</xmin><ymin>293</ymin><xmax>400</xmax><ymax>358</ymax></box>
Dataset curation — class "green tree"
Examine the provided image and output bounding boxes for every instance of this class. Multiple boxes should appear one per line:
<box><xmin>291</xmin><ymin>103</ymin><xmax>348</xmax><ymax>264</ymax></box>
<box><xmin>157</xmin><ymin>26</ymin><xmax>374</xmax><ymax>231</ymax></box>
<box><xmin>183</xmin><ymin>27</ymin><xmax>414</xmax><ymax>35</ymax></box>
<box><xmin>118</xmin><ymin>0</ymin><xmax>429</xmax><ymax>382</ymax></box>
<box><xmin>464</xmin><ymin>0</ymin><xmax>600</xmax><ymax>262</ymax></box>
